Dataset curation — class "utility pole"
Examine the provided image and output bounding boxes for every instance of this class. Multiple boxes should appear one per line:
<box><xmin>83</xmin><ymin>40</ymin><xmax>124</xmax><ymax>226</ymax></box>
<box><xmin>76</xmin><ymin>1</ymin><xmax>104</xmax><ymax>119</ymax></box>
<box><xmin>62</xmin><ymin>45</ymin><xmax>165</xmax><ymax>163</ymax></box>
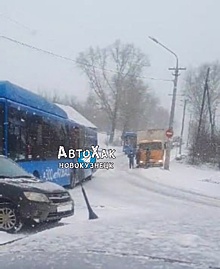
<box><xmin>186</xmin><ymin>113</ymin><xmax>192</xmax><ymax>148</ymax></box>
<box><xmin>164</xmin><ymin>64</ymin><xmax>186</xmax><ymax>169</ymax></box>
<box><xmin>206</xmin><ymin>78</ymin><xmax>214</xmax><ymax>140</ymax></box>
<box><xmin>197</xmin><ymin>68</ymin><xmax>210</xmax><ymax>140</ymax></box>
<box><xmin>148</xmin><ymin>36</ymin><xmax>186</xmax><ymax>170</ymax></box>
<box><xmin>196</xmin><ymin>67</ymin><xmax>210</xmax><ymax>156</ymax></box>
<box><xmin>206</xmin><ymin>71</ymin><xmax>216</xmax><ymax>158</ymax></box>
<box><xmin>179</xmin><ymin>99</ymin><xmax>187</xmax><ymax>155</ymax></box>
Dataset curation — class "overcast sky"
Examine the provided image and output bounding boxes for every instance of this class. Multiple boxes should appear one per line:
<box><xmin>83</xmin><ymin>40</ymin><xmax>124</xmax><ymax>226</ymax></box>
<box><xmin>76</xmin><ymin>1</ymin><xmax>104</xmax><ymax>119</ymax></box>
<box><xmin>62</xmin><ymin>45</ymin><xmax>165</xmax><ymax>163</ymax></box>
<box><xmin>0</xmin><ymin>0</ymin><xmax>219</xmax><ymax>131</ymax></box>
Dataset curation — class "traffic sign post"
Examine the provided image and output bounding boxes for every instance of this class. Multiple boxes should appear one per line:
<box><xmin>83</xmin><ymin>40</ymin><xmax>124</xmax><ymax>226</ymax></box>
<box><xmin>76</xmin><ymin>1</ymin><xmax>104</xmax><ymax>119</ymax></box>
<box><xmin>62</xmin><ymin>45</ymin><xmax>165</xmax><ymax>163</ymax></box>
<box><xmin>164</xmin><ymin>129</ymin><xmax>174</xmax><ymax>170</ymax></box>
<box><xmin>166</xmin><ymin>129</ymin><xmax>174</xmax><ymax>139</ymax></box>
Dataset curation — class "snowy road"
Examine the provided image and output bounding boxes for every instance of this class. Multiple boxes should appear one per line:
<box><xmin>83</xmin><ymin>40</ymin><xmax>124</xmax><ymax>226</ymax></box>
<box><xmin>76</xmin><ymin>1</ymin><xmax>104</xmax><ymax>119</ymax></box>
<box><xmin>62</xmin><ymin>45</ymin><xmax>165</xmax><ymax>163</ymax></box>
<box><xmin>1</xmin><ymin>153</ymin><xmax>220</xmax><ymax>269</ymax></box>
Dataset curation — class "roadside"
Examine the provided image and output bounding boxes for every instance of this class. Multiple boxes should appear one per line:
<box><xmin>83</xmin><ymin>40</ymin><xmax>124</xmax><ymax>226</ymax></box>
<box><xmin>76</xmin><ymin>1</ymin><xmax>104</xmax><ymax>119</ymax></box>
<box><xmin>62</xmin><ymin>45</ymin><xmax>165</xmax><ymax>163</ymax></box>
<box><xmin>132</xmin><ymin>156</ymin><xmax>220</xmax><ymax>199</ymax></box>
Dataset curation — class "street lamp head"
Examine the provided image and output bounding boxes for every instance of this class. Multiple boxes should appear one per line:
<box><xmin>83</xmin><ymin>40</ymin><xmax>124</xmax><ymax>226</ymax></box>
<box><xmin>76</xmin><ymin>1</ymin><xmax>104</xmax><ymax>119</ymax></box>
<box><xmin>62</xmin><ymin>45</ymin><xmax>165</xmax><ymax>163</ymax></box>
<box><xmin>148</xmin><ymin>36</ymin><xmax>159</xmax><ymax>44</ymax></box>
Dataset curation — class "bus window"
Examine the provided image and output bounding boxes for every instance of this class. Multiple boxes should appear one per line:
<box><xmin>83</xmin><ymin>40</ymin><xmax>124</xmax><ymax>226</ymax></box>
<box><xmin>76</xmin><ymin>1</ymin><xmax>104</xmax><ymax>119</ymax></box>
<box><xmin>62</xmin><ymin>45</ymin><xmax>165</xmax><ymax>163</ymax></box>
<box><xmin>8</xmin><ymin>106</ymin><xmax>27</xmax><ymax>161</ymax></box>
<box><xmin>80</xmin><ymin>127</ymin><xmax>86</xmax><ymax>149</ymax></box>
<box><xmin>26</xmin><ymin>113</ymin><xmax>43</xmax><ymax>160</ymax></box>
<box><xmin>0</xmin><ymin>104</ymin><xmax>4</xmax><ymax>154</ymax></box>
<box><xmin>42</xmin><ymin>117</ymin><xmax>54</xmax><ymax>159</ymax></box>
<box><xmin>70</xmin><ymin>126</ymin><xmax>80</xmax><ymax>149</ymax></box>
<box><xmin>64</xmin><ymin>124</ymin><xmax>70</xmax><ymax>148</ymax></box>
<box><xmin>41</xmin><ymin>117</ymin><xmax>69</xmax><ymax>159</ymax></box>
<box><xmin>53</xmin><ymin>121</ymin><xmax>69</xmax><ymax>156</ymax></box>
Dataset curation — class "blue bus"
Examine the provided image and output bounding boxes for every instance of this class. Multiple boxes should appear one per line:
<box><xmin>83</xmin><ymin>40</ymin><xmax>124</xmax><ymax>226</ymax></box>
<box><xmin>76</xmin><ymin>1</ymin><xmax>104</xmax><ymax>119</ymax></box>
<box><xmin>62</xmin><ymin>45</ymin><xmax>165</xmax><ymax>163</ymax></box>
<box><xmin>0</xmin><ymin>81</ymin><xmax>97</xmax><ymax>188</ymax></box>
<box><xmin>69</xmin><ymin>121</ymin><xmax>98</xmax><ymax>186</ymax></box>
<box><xmin>54</xmin><ymin>103</ymin><xmax>98</xmax><ymax>184</ymax></box>
<box><xmin>122</xmin><ymin>131</ymin><xmax>137</xmax><ymax>155</ymax></box>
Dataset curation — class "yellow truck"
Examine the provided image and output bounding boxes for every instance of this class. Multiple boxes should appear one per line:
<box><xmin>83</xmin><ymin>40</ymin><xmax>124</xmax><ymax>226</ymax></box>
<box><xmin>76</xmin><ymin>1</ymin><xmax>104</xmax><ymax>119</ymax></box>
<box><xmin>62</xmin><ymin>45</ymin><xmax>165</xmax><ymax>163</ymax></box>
<box><xmin>136</xmin><ymin>129</ymin><xmax>167</xmax><ymax>168</ymax></box>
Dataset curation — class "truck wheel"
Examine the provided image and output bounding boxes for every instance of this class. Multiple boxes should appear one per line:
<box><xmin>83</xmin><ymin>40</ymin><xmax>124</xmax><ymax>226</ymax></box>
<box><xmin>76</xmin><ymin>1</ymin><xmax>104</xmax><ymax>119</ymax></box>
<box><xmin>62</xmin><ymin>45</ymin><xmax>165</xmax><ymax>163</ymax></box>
<box><xmin>0</xmin><ymin>203</ymin><xmax>23</xmax><ymax>233</ymax></box>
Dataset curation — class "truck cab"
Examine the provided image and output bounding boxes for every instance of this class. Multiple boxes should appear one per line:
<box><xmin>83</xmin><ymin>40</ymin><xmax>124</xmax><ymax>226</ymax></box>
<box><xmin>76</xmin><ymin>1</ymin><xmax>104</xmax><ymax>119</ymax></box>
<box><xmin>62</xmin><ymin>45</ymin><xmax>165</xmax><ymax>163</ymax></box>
<box><xmin>136</xmin><ymin>140</ymin><xmax>164</xmax><ymax>168</ymax></box>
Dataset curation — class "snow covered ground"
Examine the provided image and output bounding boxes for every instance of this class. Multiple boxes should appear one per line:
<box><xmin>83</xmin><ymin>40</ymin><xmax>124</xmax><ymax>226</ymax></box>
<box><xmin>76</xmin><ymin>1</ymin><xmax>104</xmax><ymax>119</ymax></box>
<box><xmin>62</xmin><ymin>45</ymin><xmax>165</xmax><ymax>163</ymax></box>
<box><xmin>1</xmin><ymin>147</ymin><xmax>220</xmax><ymax>268</ymax></box>
<box><xmin>135</xmin><ymin>159</ymin><xmax>220</xmax><ymax>199</ymax></box>
<box><xmin>98</xmin><ymin>132</ymin><xmax>108</xmax><ymax>147</ymax></box>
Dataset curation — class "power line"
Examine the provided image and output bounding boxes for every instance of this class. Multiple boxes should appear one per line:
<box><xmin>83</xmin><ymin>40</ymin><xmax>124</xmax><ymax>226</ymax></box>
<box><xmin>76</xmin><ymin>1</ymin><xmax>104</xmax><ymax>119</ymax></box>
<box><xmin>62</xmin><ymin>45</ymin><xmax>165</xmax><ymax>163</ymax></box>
<box><xmin>0</xmin><ymin>13</ymin><xmax>36</xmax><ymax>34</ymax></box>
<box><xmin>0</xmin><ymin>34</ymin><xmax>173</xmax><ymax>82</ymax></box>
<box><xmin>0</xmin><ymin>35</ymin><xmax>76</xmax><ymax>62</ymax></box>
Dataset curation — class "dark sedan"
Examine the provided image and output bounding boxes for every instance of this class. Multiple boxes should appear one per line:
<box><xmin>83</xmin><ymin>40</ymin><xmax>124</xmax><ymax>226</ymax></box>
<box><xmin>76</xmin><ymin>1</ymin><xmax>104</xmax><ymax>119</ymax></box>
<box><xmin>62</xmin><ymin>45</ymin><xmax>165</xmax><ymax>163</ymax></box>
<box><xmin>0</xmin><ymin>155</ymin><xmax>74</xmax><ymax>233</ymax></box>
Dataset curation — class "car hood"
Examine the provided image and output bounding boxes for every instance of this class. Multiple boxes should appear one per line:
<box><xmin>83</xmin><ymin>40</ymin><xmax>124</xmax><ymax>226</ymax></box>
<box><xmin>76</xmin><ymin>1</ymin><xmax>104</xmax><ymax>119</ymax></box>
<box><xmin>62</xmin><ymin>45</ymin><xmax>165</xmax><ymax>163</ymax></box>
<box><xmin>0</xmin><ymin>178</ymin><xmax>66</xmax><ymax>193</ymax></box>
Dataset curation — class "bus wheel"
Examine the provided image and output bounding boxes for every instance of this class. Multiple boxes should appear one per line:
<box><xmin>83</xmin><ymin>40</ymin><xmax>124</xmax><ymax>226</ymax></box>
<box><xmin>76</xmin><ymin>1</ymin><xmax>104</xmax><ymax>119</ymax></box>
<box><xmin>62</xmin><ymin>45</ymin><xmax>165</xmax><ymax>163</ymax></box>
<box><xmin>33</xmin><ymin>170</ymin><xmax>40</xmax><ymax>178</ymax></box>
<box><xmin>87</xmin><ymin>175</ymin><xmax>92</xmax><ymax>181</ymax></box>
<box><xmin>69</xmin><ymin>172</ymin><xmax>76</xmax><ymax>189</ymax></box>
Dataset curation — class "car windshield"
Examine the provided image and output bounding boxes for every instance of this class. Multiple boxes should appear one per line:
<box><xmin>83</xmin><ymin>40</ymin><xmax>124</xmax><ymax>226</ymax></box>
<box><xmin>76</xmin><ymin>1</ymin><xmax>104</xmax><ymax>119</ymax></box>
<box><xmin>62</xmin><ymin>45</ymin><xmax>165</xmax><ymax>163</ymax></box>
<box><xmin>0</xmin><ymin>156</ymin><xmax>36</xmax><ymax>179</ymax></box>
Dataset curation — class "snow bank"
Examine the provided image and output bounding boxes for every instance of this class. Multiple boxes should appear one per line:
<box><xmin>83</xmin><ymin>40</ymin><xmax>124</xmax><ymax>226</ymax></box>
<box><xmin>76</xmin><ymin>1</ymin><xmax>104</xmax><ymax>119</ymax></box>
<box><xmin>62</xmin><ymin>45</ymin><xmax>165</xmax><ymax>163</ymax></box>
<box><xmin>135</xmin><ymin>159</ymin><xmax>220</xmax><ymax>199</ymax></box>
<box><xmin>97</xmin><ymin>132</ymin><xmax>124</xmax><ymax>157</ymax></box>
<box><xmin>97</xmin><ymin>132</ymin><xmax>108</xmax><ymax>148</ymax></box>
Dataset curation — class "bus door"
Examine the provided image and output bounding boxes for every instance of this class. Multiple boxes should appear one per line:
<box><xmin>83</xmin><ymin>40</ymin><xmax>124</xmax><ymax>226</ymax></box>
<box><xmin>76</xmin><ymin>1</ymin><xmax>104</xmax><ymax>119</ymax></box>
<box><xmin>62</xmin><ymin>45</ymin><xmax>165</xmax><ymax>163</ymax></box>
<box><xmin>0</xmin><ymin>102</ymin><xmax>4</xmax><ymax>155</ymax></box>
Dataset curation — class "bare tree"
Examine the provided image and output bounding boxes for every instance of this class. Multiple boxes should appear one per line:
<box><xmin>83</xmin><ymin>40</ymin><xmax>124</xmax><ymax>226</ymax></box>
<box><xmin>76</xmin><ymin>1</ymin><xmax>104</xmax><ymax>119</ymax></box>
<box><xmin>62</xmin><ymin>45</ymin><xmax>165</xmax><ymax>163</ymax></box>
<box><xmin>76</xmin><ymin>39</ymin><xmax>149</xmax><ymax>143</ymax></box>
<box><xmin>183</xmin><ymin>61</ymin><xmax>220</xmax><ymax>164</ymax></box>
<box><xmin>116</xmin><ymin>77</ymin><xmax>148</xmax><ymax>132</ymax></box>
<box><xmin>184</xmin><ymin>62</ymin><xmax>220</xmax><ymax>123</ymax></box>
<box><xmin>38</xmin><ymin>89</ymin><xmax>83</xmax><ymax>111</ymax></box>
<box><xmin>38</xmin><ymin>89</ymin><xmax>61</xmax><ymax>103</ymax></box>
<box><xmin>81</xmin><ymin>92</ymin><xmax>110</xmax><ymax>131</ymax></box>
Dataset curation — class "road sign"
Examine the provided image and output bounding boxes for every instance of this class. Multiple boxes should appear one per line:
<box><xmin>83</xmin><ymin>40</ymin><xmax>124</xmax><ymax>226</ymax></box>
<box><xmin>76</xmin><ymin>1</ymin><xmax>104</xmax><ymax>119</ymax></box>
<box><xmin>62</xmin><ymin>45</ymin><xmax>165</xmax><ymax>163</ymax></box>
<box><xmin>166</xmin><ymin>129</ymin><xmax>173</xmax><ymax>139</ymax></box>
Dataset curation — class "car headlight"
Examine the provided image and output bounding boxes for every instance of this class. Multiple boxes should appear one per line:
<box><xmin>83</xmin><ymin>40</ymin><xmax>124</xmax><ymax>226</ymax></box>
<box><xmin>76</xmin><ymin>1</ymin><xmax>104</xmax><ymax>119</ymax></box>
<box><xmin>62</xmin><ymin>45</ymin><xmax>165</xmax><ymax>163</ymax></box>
<box><xmin>139</xmin><ymin>161</ymin><xmax>144</xmax><ymax>163</ymax></box>
<box><xmin>158</xmin><ymin>160</ymin><xmax>163</xmax><ymax>163</ymax></box>
<box><xmin>23</xmin><ymin>192</ymin><xmax>49</xmax><ymax>202</ymax></box>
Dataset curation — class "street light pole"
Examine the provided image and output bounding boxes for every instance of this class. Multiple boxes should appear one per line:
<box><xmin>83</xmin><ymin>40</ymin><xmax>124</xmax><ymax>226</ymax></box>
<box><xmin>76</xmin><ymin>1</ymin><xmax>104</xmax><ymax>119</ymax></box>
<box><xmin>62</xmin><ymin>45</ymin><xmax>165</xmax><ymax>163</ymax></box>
<box><xmin>164</xmin><ymin>58</ymin><xmax>179</xmax><ymax>170</ymax></box>
<box><xmin>148</xmin><ymin>36</ymin><xmax>186</xmax><ymax>170</ymax></box>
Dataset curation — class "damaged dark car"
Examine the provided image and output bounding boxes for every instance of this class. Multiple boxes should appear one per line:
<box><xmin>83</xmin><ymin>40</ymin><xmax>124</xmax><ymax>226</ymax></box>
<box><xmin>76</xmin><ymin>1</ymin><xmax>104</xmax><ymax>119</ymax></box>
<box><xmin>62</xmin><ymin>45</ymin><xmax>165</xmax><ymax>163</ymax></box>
<box><xmin>0</xmin><ymin>155</ymin><xmax>74</xmax><ymax>233</ymax></box>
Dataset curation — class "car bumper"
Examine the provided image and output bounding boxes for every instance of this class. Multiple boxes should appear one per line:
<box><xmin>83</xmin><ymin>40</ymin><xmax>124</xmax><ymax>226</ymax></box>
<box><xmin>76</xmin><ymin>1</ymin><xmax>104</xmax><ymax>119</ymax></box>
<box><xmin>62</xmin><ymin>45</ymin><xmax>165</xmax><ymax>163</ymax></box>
<box><xmin>19</xmin><ymin>200</ymin><xmax>74</xmax><ymax>222</ymax></box>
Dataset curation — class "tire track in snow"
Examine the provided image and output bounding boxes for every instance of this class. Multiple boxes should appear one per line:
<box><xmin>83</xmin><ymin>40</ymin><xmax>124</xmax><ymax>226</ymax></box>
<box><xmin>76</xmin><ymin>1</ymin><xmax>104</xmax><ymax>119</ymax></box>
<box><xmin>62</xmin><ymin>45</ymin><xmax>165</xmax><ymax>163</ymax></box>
<box><xmin>0</xmin><ymin>236</ymin><xmax>29</xmax><ymax>246</ymax></box>
<box><xmin>0</xmin><ymin>223</ymin><xmax>70</xmax><ymax>247</ymax></box>
<box><xmin>125</xmin><ymin>171</ymin><xmax>220</xmax><ymax>208</ymax></box>
<box><xmin>132</xmin><ymin>169</ymin><xmax>220</xmax><ymax>201</ymax></box>
<box><xmin>115</xmin><ymin>153</ymin><xmax>220</xmax><ymax>208</ymax></box>
<box><xmin>86</xmin><ymin>248</ymin><xmax>220</xmax><ymax>268</ymax></box>
<box><xmin>86</xmin><ymin>248</ymin><xmax>193</xmax><ymax>265</ymax></box>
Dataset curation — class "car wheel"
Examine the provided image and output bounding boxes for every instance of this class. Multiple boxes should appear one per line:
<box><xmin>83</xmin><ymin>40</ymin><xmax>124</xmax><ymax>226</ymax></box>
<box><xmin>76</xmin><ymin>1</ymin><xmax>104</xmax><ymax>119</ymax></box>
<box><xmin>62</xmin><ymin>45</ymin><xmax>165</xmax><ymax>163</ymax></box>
<box><xmin>0</xmin><ymin>203</ymin><xmax>23</xmax><ymax>233</ymax></box>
